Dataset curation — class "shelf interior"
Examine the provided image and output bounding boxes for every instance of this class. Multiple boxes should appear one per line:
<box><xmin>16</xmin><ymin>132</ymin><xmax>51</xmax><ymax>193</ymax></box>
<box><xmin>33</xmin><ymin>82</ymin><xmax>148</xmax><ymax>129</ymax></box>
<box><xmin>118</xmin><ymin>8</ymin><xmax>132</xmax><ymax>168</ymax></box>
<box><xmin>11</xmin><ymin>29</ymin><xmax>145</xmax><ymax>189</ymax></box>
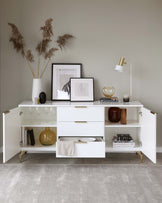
<box><xmin>105</xmin><ymin>120</ymin><xmax>141</xmax><ymax>127</ymax></box>
<box><xmin>105</xmin><ymin>141</ymin><xmax>141</xmax><ymax>152</ymax></box>
<box><xmin>21</xmin><ymin>120</ymin><xmax>57</xmax><ymax>127</ymax></box>
<box><xmin>20</xmin><ymin>107</ymin><xmax>57</xmax><ymax>127</ymax></box>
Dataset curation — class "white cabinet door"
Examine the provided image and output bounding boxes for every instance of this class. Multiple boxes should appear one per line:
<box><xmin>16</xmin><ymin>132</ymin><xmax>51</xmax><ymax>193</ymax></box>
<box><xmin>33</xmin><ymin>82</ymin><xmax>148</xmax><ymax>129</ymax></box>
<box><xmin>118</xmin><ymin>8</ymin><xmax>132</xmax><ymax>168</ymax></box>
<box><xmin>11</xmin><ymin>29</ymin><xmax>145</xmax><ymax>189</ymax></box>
<box><xmin>3</xmin><ymin>108</ymin><xmax>21</xmax><ymax>163</ymax></box>
<box><xmin>140</xmin><ymin>107</ymin><xmax>156</xmax><ymax>163</ymax></box>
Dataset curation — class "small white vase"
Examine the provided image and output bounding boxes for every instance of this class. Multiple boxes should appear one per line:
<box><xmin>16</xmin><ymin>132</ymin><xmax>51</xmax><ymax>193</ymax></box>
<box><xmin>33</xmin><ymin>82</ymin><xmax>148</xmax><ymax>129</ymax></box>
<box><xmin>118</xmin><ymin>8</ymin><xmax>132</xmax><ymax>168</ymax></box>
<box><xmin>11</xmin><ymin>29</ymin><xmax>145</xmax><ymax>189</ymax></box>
<box><xmin>32</xmin><ymin>78</ymin><xmax>42</xmax><ymax>102</ymax></box>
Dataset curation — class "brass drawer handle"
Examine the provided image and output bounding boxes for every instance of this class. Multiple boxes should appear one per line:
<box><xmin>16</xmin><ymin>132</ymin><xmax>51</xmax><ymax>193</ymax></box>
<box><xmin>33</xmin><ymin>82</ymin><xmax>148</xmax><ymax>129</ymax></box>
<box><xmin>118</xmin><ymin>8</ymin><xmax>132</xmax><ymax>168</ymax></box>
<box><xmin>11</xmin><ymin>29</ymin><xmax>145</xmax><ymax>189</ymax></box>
<box><xmin>75</xmin><ymin>121</ymin><xmax>87</xmax><ymax>123</ymax></box>
<box><xmin>75</xmin><ymin>106</ymin><xmax>87</xmax><ymax>108</ymax></box>
<box><xmin>75</xmin><ymin>141</ymin><xmax>87</xmax><ymax>144</ymax></box>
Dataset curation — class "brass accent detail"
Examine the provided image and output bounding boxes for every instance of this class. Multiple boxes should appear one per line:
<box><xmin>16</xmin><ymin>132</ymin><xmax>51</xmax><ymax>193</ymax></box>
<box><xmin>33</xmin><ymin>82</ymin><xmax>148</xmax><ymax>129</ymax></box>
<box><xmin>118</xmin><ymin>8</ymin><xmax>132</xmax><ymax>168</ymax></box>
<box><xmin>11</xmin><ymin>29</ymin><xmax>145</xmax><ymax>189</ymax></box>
<box><xmin>19</xmin><ymin>151</ymin><xmax>27</xmax><ymax>163</ymax></box>
<box><xmin>119</xmin><ymin>57</ymin><xmax>127</xmax><ymax>66</ymax></box>
<box><xmin>3</xmin><ymin>110</ymin><xmax>10</xmax><ymax>114</ymax></box>
<box><xmin>75</xmin><ymin>106</ymin><xmax>87</xmax><ymax>108</ymax></box>
<box><xmin>151</xmin><ymin>111</ymin><xmax>157</xmax><ymax>115</ymax></box>
<box><xmin>136</xmin><ymin>151</ymin><xmax>143</xmax><ymax>163</ymax></box>
<box><xmin>75</xmin><ymin>141</ymin><xmax>87</xmax><ymax>144</ymax></box>
<box><xmin>75</xmin><ymin>121</ymin><xmax>87</xmax><ymax>123</ymax></box>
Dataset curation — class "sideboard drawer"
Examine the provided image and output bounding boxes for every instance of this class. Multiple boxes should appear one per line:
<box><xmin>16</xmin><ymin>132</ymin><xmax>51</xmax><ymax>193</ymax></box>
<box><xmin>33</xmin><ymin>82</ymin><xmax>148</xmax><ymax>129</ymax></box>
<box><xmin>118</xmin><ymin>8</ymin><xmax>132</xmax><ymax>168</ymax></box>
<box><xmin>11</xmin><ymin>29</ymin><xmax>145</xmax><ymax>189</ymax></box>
<box><xmin>57</xmin><ymin>107</ymin><xmax>104</xmax><ymax>121</ymax></box>
<box><xmin>56</xmin><ymin>138</ymin><xmax>105</xmax><ymax>158</ymax></box>
<box><xmin>58</xmin><ymin>121</ymin><xmax>104</xmax><ymax>136</ymax></box>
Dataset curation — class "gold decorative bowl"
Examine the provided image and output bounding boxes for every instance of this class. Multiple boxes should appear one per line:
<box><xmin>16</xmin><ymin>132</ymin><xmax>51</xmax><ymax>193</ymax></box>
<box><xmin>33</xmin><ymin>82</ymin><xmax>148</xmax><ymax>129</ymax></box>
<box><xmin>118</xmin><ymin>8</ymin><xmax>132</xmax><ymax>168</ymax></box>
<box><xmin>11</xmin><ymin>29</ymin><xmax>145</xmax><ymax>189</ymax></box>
<box><xmin>103</xmin><ymin>87</ymin><xmax>115</xmax><ymax>98</ymax></box>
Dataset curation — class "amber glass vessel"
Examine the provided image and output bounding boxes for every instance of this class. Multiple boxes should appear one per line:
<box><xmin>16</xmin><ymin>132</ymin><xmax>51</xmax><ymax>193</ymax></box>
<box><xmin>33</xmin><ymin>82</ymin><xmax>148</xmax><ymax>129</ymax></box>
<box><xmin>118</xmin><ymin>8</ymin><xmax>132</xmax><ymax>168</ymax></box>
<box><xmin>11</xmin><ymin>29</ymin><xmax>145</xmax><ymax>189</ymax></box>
<box><xmin>121</xmin><ymin>108</ymin><xmax>127</xmax><ymax>124</ymax></box>
<box><xmin>108</xmin><ymin>107</ymin><xmax>121</xmax><ymax>122</ymax></box>
<box><xmin>39</xmin><ymin>127</ymin><xmax>56</xmax><ymax>145</ymax></box>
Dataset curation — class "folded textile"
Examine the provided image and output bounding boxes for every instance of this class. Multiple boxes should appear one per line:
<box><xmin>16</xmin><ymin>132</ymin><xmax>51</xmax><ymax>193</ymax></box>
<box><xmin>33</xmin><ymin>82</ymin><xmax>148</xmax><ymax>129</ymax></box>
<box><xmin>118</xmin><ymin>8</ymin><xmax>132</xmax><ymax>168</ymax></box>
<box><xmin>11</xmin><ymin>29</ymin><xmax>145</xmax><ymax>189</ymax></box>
<box><xmin>57</xmin><ymin>141</ymin><xmax>75</xmax><ymax>156</ymax></box>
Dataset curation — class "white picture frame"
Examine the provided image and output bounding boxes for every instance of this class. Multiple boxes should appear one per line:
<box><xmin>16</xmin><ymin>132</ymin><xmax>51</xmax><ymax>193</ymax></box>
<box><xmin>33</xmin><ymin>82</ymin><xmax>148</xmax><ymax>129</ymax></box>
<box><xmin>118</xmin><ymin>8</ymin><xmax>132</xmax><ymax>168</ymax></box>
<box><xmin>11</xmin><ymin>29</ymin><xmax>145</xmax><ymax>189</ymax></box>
<box><xmin>70</xmin><ymin>78</ymin><xmax>94</xmax><ymax>101</ymax></box>
<box><xmin>52</xmin><ymin>63</ymin><xmax>82</xmax><ymax>101</ymax></box>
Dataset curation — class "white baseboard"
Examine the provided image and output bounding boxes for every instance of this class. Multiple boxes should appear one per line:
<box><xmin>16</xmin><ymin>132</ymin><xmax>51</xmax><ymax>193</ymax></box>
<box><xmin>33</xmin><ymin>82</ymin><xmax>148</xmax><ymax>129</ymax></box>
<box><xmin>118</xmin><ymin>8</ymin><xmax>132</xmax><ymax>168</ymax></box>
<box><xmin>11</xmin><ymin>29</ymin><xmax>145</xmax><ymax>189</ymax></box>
<box><xmin>157</xmin><ymin>147</ymin><xmax>162</xmax><ymax>153</ymax></box>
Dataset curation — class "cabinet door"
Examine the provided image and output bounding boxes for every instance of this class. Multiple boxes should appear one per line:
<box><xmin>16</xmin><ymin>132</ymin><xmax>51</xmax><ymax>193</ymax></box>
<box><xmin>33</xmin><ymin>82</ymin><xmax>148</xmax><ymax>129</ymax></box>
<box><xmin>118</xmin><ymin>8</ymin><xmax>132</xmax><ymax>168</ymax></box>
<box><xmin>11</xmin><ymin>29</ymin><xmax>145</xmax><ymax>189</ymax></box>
<box><xmin>3</xmin><ymin>107</ymin><xmax>21</xmax><ymax>163</ymax></box>
<box><xmin>140</xmin><ymin>107</ymin><xmax>156</xmax><ymax>163</ymax></box>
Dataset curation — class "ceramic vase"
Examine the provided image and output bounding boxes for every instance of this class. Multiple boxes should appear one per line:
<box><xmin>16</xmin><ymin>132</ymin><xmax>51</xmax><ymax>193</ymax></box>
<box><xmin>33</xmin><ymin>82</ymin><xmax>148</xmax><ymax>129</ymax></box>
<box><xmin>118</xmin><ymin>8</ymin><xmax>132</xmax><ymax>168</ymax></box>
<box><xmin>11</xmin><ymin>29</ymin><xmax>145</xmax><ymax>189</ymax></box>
<box><xmin>32</xmin><ymin>78</ymin><xmax>42</xmax><ymax>102</ymax></box>
<box><xmin>108</xmin><ymin>107</ymin><xmax>121</xmax><ymax>122</ymax></box>
<box><xmin>39</xmin><ymin>127</ymin><xmax>56</xmax><ymax>145</ymax></box>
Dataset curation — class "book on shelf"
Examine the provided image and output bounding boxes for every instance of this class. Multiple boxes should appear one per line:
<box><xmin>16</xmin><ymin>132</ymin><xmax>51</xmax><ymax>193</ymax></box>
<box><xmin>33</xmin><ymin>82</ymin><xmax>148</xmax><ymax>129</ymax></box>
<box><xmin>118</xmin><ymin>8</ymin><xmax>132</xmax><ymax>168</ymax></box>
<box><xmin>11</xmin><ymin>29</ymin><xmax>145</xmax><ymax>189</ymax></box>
<box><xmin>100</xmin><ymin>97</ymin><xmax>118</xmax><ymax>102</ymax></box>
<box><xmin>21</xmin><ymin>129</ymin><xmax>35</xmax><ymax>146</ymax></box>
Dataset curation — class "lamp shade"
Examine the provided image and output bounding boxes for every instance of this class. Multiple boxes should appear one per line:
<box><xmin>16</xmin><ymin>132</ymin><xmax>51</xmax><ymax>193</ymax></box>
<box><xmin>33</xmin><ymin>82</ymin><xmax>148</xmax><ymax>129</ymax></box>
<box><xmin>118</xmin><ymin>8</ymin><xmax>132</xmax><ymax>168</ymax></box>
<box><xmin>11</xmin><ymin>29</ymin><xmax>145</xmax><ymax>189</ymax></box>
<box><xmin>115</xmin><ymin>65</ymin><xmax>123</xmax><ymax>72</ymax></box>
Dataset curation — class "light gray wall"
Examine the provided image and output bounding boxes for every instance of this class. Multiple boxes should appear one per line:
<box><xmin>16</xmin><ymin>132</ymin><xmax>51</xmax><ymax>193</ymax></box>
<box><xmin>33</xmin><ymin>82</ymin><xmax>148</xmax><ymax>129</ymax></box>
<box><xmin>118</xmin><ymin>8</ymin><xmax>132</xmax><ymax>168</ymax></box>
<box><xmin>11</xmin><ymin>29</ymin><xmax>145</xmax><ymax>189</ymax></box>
<box><xmin>0</xmin><ymin>0</ymin><xmax>162</xmax><ymax>147</ymax></box>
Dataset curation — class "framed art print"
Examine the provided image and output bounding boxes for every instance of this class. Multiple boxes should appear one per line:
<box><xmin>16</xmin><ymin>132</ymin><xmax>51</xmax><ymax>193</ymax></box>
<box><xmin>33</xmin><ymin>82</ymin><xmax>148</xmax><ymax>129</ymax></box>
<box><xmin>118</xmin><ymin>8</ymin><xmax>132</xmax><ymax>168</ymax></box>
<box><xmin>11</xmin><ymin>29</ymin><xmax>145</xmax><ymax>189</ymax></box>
<box><xmin>51</xmin><ymin>63</ymin><xmax>82</xmax><ymax>101</ymax></box>
<box><xmin>70</xmin><ymin>78</ymin><xmax>94</xmax><ymax>102</ymax></box>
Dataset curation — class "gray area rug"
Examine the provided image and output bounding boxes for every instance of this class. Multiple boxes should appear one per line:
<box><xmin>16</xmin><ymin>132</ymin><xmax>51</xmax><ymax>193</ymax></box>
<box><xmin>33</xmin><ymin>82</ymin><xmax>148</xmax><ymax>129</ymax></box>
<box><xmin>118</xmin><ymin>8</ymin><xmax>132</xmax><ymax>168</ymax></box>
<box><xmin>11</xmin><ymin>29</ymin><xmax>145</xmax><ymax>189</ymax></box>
<box><xmin>0</xmin><ymin>164</ymin><xmax>162</xmax><ymax>203</ymax></box>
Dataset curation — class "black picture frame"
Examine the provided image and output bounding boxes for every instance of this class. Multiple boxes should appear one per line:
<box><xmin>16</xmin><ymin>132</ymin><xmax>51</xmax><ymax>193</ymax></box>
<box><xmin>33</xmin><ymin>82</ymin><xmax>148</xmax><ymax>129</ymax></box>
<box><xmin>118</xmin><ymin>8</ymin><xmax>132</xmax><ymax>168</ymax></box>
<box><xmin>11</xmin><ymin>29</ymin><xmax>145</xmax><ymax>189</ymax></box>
<box><xmin>51</xmin><ymin>63</ymin><xmax>82</xmax><ymax>101</ymax></box>
<box><xmin>70</xmin><ymin>77</ymin><xmax>94</xmax><ymax>102</ymax></box>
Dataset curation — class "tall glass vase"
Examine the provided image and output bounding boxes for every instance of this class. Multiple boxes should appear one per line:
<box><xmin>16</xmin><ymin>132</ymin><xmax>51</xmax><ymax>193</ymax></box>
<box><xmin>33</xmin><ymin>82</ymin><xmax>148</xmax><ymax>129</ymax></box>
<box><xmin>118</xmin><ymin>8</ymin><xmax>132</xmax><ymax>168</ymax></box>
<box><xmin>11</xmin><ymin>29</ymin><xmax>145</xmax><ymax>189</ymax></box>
<box><xmin>32</xmin><ymin>78</ymin><xmax>42</xmax><ymax>102</ymax></box>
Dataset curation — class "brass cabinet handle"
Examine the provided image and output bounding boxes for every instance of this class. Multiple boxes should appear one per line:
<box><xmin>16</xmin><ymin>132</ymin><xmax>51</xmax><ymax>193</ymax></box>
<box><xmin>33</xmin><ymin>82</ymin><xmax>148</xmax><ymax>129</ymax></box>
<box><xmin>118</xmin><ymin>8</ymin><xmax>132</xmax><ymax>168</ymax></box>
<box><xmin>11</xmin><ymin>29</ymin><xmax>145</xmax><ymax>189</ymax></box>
<box><xmin>74</xmin><ymin>121</ymin><xmax>87</xmax><ymax>123</ymax></box>
<box><xmin>151</xmin><ymin>111</ymin><xmax>157</xmax><ymax>115</ymax></box>
<box><xmin>3</xmin><ymin>110</ymin><xmax>10</xmax><ymax>114</ymax></box>
<box><xmin>75</xmin><ymin>106</ymin><xmax>87</xmax><ymax>108</ymax></box>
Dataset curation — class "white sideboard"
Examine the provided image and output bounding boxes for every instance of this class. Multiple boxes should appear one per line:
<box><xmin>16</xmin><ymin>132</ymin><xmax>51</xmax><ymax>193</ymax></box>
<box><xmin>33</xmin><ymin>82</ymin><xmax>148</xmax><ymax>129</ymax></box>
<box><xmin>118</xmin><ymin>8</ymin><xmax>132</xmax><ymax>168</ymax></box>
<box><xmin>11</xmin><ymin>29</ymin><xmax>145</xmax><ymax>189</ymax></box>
<box><xmin>3</xmin><ymin>101</ymin><xmax>156</xmax><ymax>163</ymax></box>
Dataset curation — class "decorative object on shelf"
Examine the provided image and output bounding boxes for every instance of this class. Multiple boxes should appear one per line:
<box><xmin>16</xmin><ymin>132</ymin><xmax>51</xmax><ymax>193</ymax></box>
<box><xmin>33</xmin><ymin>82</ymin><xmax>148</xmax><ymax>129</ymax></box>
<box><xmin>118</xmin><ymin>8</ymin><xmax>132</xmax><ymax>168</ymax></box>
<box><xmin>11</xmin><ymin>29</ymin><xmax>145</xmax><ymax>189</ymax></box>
<box><xmin>108</xmin><ymin>107</ymin><xmax>121</xmax><ymax>122</ymax></box>
<box><xmin>27</xmin><ymin>129</ymin><xmax>35</xmax><ymax>146</ymax></box>
<box><xmin>39</xmin><ymin>127</ymin><xmax>56</xmax><ymax>145</ymax></box>
<box><xmin>39</xmin><ymin>92</ymin><xmax>46</xmax><ymax>104</ymax></box>
<box><xmin>123</xmin><ymin>94</ymin><xmax>130</xmax><ymax>102</ymax></box>
<box><xmin>34</xmin><ymin>97</ymin><xmax>39</xmax><ymax>104</ymax></box>
<box><xmin>32</xmin><ymin>78</ymin><xmax>42</xmax><ymax>102</ymax></box>
<box><xmin>103</xmin><ymin>87</ymin><xmax>115</xmax><ymax>98</ymax></box>
<box><xmin>100</xmin><ymin>97</ymin><xmax>118</xmax><ymax>103</ymax></box>
<box><xmin>114</xmin><ymin>57</ymin><xmax>132</xmax><ymax>101</ymax></box>
<box><xmin>113</xmin><ymin>134</ymin><xmax>135</xmax><ymax>148</ymax></box>
<box><xmin>121</xmin><ymin>108</ymin><xmax>127</xmax><ymax>124</ymax></box>
<box><xmin>8</xmin><ymin>18</ymin><xmax>74</xmax><ymax>101</ymax></box>
<box><xmin>52</xmin><ymin>63</ymin><xmax>82</xmax><ymax>101</ymax></box>
<box><xmin>70</xmin><ymin>78</ymin><xmax>94</xmax><ymax>102</ymax></box>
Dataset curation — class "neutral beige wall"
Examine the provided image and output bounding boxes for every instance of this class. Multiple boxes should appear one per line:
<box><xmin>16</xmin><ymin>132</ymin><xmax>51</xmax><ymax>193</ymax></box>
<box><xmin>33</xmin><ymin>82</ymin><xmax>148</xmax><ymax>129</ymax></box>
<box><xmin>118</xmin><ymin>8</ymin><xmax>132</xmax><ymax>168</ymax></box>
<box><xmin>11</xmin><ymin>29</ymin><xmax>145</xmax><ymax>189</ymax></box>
<box><xmin>0</xmin><ymin>0</ymin><xmax>162</xmax><ymax>147</ymax></box>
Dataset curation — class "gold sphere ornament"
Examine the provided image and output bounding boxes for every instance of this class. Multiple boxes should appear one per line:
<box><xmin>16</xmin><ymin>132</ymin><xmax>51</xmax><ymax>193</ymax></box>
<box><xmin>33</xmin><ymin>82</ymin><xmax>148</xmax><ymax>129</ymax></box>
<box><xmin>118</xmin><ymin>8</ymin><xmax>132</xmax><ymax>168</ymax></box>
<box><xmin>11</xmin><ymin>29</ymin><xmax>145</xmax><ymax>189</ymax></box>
<box><xmin>103</xmin><ymin>87</ymin><xmax>115</xmax><ymax>98</ymax></box>
<box><xmin>39</xmin><ymin>127</ymin><xmax>56</xmax><ymax>145</ymax></box>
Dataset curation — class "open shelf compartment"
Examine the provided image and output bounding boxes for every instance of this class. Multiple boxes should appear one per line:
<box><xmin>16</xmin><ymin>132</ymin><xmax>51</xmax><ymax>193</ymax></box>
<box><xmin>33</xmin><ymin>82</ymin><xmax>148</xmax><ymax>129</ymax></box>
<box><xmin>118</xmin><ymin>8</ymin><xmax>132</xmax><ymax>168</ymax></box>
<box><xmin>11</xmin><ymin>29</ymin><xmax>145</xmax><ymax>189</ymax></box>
<box><xmin>105</xmin><ymin>127</ymin><xmax>142</xmax><ymax>152</ymax></box>
<box><xmin>105</xmin><ymin>106</ymin><xmax>141</xmax><ymax>127</ymax></box>
<box><xmin>20</xmin><ymin>127</ymin><xmax>57</xmax><ymax>152</ymax></box>
<box><xmin>20</xmin><ymin>107</ymin><xmax>57</xmax><ymax>127</ymax></box>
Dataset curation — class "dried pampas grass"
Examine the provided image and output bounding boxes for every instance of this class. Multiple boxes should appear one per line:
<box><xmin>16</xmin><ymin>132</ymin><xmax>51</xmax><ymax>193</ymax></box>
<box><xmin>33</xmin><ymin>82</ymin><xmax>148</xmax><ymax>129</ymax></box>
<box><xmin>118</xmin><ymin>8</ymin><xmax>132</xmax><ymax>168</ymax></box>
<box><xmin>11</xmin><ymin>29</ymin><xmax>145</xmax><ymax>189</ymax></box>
<box><xmin>36</xmin><ymin>39</ymin><xmax>51</xmax><ymax>54</ymax></box>
<box><xmin>8</xmin><ymin>23</ymin><xmax>25</xmax><ymax>56</ymax></box>
<box><xmin>45</xmin><ymin>48</ymin><xmax>58</xmax><ymax>59</ymax></box>
<box><xmin>26</xmin><ymin>50</ymin><xmax>34</xmax><ymax>62</ymax></box>
<box><xmin>56</xmin><ymin>34</ymin><xmax>74</xmax><ymax>49</ymax></box>
<box><xmin>8</xmin><ymin>18</ymin><xmax>75</xmax><ymax>78</ymax></box>
<box><xmin>40</xmin><ymin>18</ymin><xmax>53</xmax><ymax>39</ymax></box>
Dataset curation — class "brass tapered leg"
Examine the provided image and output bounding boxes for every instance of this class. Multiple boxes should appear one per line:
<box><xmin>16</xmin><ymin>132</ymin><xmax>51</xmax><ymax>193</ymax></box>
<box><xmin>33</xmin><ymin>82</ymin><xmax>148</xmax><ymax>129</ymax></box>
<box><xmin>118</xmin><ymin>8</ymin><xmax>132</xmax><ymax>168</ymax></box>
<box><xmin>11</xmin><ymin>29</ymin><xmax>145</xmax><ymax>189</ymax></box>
<box><xmin>19</xmin><ymin>151</ymin><xmax>27</xmax><ymax>163</ymax></box>
<box><xmin>136</xmin><ymin>151</ymin><xmax>143</xmax><ymax>163</ymax></box>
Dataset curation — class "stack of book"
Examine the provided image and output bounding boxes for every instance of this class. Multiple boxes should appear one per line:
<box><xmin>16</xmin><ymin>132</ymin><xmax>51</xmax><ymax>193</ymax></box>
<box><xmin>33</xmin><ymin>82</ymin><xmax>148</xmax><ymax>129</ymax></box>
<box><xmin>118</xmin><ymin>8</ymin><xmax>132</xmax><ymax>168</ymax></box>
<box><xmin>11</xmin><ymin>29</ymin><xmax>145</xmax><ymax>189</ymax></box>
<box><xmin>113</xmin><ymin>134</ymin><xmax>135</xmax><ymax>148</ymax></box>
<box><xmin>100</xmin><ymin>97</ymin><xmax>118</xmax><ymax>103</ymax></box>
<box><xmin>21</xmin><ymin>129</ymin><xmax>35</xmax><ymax>146</ymax></box>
